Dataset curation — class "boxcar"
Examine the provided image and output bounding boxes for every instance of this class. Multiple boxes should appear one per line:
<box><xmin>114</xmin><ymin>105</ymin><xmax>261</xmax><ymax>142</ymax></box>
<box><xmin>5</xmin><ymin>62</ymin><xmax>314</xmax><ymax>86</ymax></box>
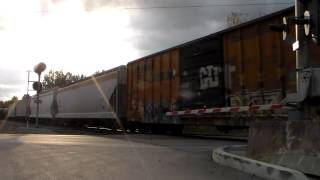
<box><xmin>127</xmin><ymin>48</ymin><xmax>181</xmax><ymax>132</ymax></box>
<box><xmin>223</xmin><ymin>8</ymin><xmax>296</xmax><ymax>107</ymax></box>
<box><xmin>222</xmin><ymin>7</ymin><xmax>320</xmax><ymax>107</ymax></box>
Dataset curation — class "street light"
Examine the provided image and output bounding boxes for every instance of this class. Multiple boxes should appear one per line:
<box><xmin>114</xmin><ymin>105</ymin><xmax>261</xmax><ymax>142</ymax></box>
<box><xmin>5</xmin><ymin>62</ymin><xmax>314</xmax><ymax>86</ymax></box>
<box><xmin>34</xmin><ymin>62</ymin><xmax>46</xmax><ymax>128</ymax></box>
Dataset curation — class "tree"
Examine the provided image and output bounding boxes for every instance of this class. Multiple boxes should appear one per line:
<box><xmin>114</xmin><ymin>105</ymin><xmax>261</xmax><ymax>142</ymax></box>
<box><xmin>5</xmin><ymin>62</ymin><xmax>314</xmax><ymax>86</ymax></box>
<box><xmin>94</xmin><ymin>70</ymin><xmax>106</xmax><ymax>75</ymax></box>
<box><xmin>0</xmin><ymin>96</ymin><xmax>18</xmax><ymax>108</ymax></box>
<box><xmin>42</xmin><ymin>70</ymin><xmax>86</xmax><ymax>90</ymax></box>
<box><xmin>227</xmin><ymin>12</ymin><xmax>248</xmax><ymax>27</ymax></box>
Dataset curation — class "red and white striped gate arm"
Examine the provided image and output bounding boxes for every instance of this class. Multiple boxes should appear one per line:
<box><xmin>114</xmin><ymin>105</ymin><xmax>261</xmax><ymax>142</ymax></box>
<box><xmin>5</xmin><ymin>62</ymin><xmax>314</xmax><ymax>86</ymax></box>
<box><xmin>166</xmin><ymin>103</ymin><xmax>289</xmax><ymax>116</ymax></box>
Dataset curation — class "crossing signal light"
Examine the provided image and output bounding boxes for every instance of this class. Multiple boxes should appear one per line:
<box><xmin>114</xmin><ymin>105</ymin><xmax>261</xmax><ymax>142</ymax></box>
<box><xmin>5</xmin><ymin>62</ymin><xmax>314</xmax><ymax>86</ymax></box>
<box><xmin>310</xmin><ymin>0</ymin><xmax>320</xmax><ymax>44</ymax></box>
<box><xmin>297</xmin><ymin>0</ymin><xmax>320</xmax><ymax>44</ymax></box>
<box><xmin>33</xmin><ymin>82</ymin><xmax>42</xmax><ymax>93</ymax></box>
<box><xmin>270</xmin><ymin>17</ymin><xmax>289</xmax><ymax>40</ymax></box>
<box><xmin>271</xmin><ymin>1</ymin><xmax>320</xmax><ymax>45</ymax></box>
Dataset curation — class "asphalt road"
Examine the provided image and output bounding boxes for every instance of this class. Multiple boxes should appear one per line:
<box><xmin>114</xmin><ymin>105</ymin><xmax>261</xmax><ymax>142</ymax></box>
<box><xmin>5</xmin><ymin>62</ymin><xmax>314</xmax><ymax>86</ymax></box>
<box><xmin>0</xmin><ymin>133</ymin><xmax>266</xmax><ymax>180</ymax></box>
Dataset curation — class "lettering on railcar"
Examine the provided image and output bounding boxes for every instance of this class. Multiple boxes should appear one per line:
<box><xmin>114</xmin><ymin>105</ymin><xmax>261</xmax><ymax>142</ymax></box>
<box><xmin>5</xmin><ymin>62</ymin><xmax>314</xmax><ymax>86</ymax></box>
<box><xmin>199</xmin><ymin>65</ymin><xmax>222</xmax><ymax>90</ymax></box>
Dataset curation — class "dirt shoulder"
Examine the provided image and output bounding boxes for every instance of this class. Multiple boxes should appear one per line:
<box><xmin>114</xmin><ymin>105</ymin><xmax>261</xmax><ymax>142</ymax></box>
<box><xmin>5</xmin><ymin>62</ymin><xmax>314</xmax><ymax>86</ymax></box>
<box><xmin>0</xmin><ymin>120</ymin><xmax>94</xmax><ymax>135</ymax></box>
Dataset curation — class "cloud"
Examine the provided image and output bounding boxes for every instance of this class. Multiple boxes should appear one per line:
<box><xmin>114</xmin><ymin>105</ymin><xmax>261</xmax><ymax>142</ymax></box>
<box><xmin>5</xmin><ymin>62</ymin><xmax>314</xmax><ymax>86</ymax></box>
<box><xmin>124</xmin><ymin>0</ymin><xmax>293</xmax><ymax>56</ymax></box>
<box><xmin>0</xmin><ymin>68</ymin><xmax>25</xmax><ymax>86</ymax></box>
<box><xmin>0</xmin><ymin>84</ymin><xmax>21</xmax><ymax>100</ymax></box>
<box><xmin>0</xmin><ymin>68</ymin><xmax>26</xmax><ymax>100</ymax></box>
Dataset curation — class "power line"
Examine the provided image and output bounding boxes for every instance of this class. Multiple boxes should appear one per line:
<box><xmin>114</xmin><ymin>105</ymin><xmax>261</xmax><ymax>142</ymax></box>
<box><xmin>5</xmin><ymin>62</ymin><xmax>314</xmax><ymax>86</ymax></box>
<box><xmin>122</xmin><ymin>2</ymin><xmax>293</xmax><ymax>10</ymax></box>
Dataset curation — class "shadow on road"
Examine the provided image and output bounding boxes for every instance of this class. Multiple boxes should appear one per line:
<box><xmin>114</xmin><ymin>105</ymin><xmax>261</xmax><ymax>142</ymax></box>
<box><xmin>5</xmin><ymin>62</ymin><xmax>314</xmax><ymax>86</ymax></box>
<box><xmin>0</xmin><ymin>120</ymin><xmax>111</xmax><ymax>135</ymax></box>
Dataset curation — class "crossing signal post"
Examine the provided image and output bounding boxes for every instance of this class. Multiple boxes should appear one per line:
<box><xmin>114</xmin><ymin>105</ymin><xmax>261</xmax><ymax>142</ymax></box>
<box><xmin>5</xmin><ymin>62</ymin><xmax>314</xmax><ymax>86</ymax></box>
<box><xmin>34</xmin><ymin>62</ymin><xmax>46</xmax><ymax>128</ymax></box>
<box><xmin>26</xmin><ymin>70</ymin><xmax>39</xmax><ymax>128</ymax></box>
<box><xmin>271</xmin><ymin>0</ymin><xmax>320</xmax><ymax>120</ymax></box>
<box><xmin>292</xmin><ymin>0</ymin><xmax>320</xmax><ymax>119</ymax></box>
<box><xmin>250</xmin><ymin>1</ymin><xmax>320</xmax><ymax>175</ymax></box>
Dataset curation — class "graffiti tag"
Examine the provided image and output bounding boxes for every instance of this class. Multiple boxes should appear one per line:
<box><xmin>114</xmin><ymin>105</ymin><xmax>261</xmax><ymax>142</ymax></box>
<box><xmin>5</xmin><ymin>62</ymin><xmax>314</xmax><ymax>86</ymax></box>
<box><xmin>199</xmin><ymin>65</ymin><xmax>221</xmax><ymax>90</ymax></box>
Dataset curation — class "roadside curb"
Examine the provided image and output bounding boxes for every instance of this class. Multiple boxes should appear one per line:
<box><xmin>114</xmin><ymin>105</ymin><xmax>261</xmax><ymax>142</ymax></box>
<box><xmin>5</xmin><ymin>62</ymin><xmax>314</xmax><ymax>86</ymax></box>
<box><xmin>212</xmin><ymin>145</ymin><xmax>309</xmax><ymax>180</ymax></box>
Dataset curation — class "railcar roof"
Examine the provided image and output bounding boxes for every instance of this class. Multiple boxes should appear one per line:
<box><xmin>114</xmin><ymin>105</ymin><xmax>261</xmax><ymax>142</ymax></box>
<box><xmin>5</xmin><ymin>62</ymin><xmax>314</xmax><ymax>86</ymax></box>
<box><xmin>37</xmin><ymin>65</ymin><xmax>125</xmax><ymax>95</ymax></box>
<box><xmin>128</xmin><ymin>6</ymin><xmax>294</xmax><ymax>65</ymax></box>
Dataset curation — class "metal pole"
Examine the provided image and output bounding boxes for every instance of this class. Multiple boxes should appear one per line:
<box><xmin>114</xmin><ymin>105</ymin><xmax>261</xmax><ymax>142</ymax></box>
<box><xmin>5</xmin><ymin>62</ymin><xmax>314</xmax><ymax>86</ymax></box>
<box><xmin>295</xmin><ymin>0</ymin><xmax>310</xmax><ymax>120</ymax></box>
<box><xmin>26</xmin><ymin>71</ymin><xmax>30</xmax><ymax>128</ymax></box>
<box><xmin>27</xmin><ymin>71</ymin><xmax>30</xmax><ymax>95</ymax></box>
<box><xmin>36</xmin><ymin>74</ymin><xmax>40</xmax><ymax>128</ymax></box>
<box><xmin>295</xmin><ymin>0</ymin><xmax>310</xmax><ymax>78</ymax></box>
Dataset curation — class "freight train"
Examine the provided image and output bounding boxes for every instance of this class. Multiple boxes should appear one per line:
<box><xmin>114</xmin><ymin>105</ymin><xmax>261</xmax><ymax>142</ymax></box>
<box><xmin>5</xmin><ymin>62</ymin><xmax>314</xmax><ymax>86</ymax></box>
<box><xmin>8</xmin><ymin>7</ymin><xmax>320</xmax><ymax>135</ymax></box>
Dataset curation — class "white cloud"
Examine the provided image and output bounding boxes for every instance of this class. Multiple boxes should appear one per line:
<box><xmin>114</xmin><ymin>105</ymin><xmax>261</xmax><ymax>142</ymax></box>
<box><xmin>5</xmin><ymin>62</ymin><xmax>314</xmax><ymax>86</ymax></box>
<box><xmin>0</xmin><ymin>0</ymin><xmax>139</xmax><ymax>100</ymax></box>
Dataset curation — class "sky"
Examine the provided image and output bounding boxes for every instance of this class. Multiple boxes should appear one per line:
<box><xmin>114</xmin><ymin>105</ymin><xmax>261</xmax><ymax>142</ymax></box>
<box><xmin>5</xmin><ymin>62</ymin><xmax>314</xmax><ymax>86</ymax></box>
<box><xmin>0</xmin><ymin>0</ymin><xmax>293</xmax><ymax>101</ymax></box>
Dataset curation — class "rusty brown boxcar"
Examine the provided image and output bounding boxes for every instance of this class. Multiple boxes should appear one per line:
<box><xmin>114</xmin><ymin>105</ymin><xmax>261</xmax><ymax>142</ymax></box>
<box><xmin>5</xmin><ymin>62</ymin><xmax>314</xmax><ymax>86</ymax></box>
<box><xmin>223</xmin><ymin>8</ymin><xmax>296</xmax><ymax>107</ymax></box>
<box><xmin>127</xmin><ymin>48</ymin><xmax>181</xmax><ymax>132</ymax></box>
<box><xmin>223</xmin><ymin>8</ymin><xmax>320</xmax><ymax>108</ymax></box>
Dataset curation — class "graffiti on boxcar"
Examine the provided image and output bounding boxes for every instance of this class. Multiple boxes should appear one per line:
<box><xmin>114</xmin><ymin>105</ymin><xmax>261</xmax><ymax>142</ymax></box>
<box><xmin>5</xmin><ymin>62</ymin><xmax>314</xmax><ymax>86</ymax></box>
<box><xmin>199</xmin><ymin>65</ymin><xmax>222</xmax><ymax>90</ymax></box>
<box><xmin>145</xmin><ymin>103</ymin><xmax>161</xmax><ymax>123</ymax></box>
<box><xmin>145</xmin><ymin>103</ymin><xmax>171</xmax><ymax>123</ymax></box>
<box><xmin>144</xmin><ymin>103</ymin><xmax>153</xmax><ymax>122</ymax></box>
<box><xmin>230</xmin><ymin>92</ymin><xmax>282</xmax><ymax>106</ymax></box>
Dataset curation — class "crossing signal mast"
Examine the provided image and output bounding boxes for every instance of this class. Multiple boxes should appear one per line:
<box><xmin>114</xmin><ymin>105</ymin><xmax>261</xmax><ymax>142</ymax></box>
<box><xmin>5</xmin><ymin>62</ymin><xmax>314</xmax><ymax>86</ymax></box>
<box><xmin>271</xmin><ymin>0</ymin><xmax>320</xmax><ymax>120</ymax></box>
<box><xmin>34</xmin><ymin>62</ymin><xmax>46</xmax><ymax>128</ymax></box>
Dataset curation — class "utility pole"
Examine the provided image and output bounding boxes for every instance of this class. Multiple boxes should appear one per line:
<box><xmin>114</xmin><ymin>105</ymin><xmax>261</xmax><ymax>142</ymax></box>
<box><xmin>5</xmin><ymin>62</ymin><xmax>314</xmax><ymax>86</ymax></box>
<box><xmin>27</xmin><ymin>70</ymin><xmax>31</xmax><ymax>95</ymax></box>
<box><xmin>26</xmin><ymin>70</ymin><xmax>31</xmax><ymax>128</ymax></box>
